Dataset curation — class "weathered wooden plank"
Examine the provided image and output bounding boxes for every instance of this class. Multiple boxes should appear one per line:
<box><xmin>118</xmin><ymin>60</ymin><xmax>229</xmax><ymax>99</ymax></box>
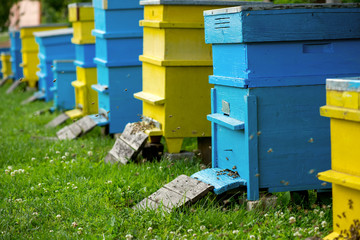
<box><xmin>21</xmin><ymin>95</ymin><xmax>38</xmax><ymax>105</ymax></box>
<box><xmin>133</xmin><ymin>198</ymin><xmax>170</xmax><ymax>212</ymax></box>
<box><xmin>76</xmin><ymin>116</ymin><xmax>97</xmax><ymax>134</ymax></box>
<box><xmin>119</xmin><ymin>123</ymin><xmax>149</xmax><ymax>150</ymax></box>
<box><xmin>0</xmin><ymin>78</ymin><xmax>9</xmax><ymax>87</ymax></box>
<box><xmin>147</xmin><ymin>187</ymin><xmax>190</xmax><ymax>209</ymax></box>
<box><xmin>163</xmin><ymin>175</ymin><xmax>213</xmax><ymax>202</ymax></box>
<box><xmin>45</xmin><ymin>113</ymin><xmax>70</xmax><ymax>128</ymax></box>
<box><xmin>56</xmin><ymin>124</ymin><xmax>82</xmax><ymax>140</ymax></box>
<box><xmin>105</xmin><ymin>138</ymin><xmax>135</xmax><ymax>164</ymax></box>
<box><xmin>6</xmin><ymin>79</ymin><xmax>22</xmax><ymax>94</ymax></box>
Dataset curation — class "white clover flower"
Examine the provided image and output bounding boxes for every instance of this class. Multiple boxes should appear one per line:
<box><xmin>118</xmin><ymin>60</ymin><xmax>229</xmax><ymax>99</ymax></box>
<box><xmin>148</xmin><ymin>227</ymin><xmax>153</xmax><ymax>232</ymax></box>
<box><xmin>125</xmin><ymin>234</ymin><xmax>133</xmax><ymax>240</ymax></box>
<box><xmin>200</xmin><ymin>225</ymin><xmax>206</xmax><ymax>231</ymax></box>
<box><xmin>65</xmin><ymin>152</ymin><xmax>69</xmax><ymax>156</ymax></box>
<box><xmin>229</xmin><ymin>222</ymin><xmax>233</xmax><ymax>225</ymax></box>
<box><xmin>147</xmin><ymin>167</ymin><xmax>151</xmax><ymax>170</ymax></box>
<box><xmin>38</xmin><ymin>183</ymin><xmax>42</xmax><ymax>186</ymax></box>
<box><xmin>7</xmin><ymin>166</ymin><xmax>13</xmax><ymax>170</ymax></box>
<box><xmin>264</xmin><ymin>213</ymin><xmax>269</xmax><ymax>217</ymax></box>
<box><xmin>71</xmin><ymin>159</ymin><xmax>76</xmax><ymax>163</ymax></box>
<box><xmin>72</xmin><ymin>222</ymin><xmax>78</xmax><ymax>228</ymax></box>
<box><xmin>319</xmin><ymin>211</ymin><xmax>325</xmax><ymax>217</ymax></box>
<box><xmin>32</xmin><ymin>212</ymin><xmax>38</xmax><ymax>216</ymax></box>
<box><xmin>193</xmin><ymin>234</ymin><xmax>197</xmax><ymax>237</ymax></box>
<box><xmin>321</xmin><ymin>221</ymin><xmax>327</xmax><ymax>228</ymax></box>
<box><xmin>14</xmin><ymin>170</ymin><xmax>19</xmax><ymax>174</ymax></box>
<box><xmin>19</xmin><ymin>169</ymin><xmax>25</xmax><ymax>173</ymax></box>
<box><xmin>56</xmin><ymin>151</ymin><xmax>60</xmax><ymax>154</ymax></box>
<box><xmin>15</xmin><ymin>198</ymin><xmax>23</xmax><ymax>203</ymax></box>
<box><xmin>50</xmin><ymin>160</ymin><xmax>54</xmax><ymax>163</ymax></box>
<box><xmin>5</xmin><ymin>169</ymin><xmax>10</xmax><ymax>174</ymax></box>
<box><xmin>31</xmin><ymin>187</ymin><xmax>34</xmax><ymax>191</ymax></box>
<box><xmin>65</xmin><ymin>161</ymin><xmax>69</xmax><ymax>165</ymax></box>
<box><xmin>187</xmin><ymin>229</ymin><xmax>193</xmax><ymax>233</ymax></box>
<box><xmin>63</xmin><ymin>166</ymin><xmax>66</xmax><ymax>169</ymax></box>
<box><xmin>204</xmin><ymin>231</ymin><xmax>209</xmax><ymax>235</ymax></box>
<box><xmin>289</xmin><ymin>216</ymin><xmax>296</xmax><ymax>224</ymax></box>
<box><xmin>61</xmin><ymin>161</ymin><xmax>64</xmax><ymax>163</ymax></box>
<box><xmin>293</xmin><ymin>231</ymin><xmax>302</xmax><ymax>237</ymax></box>
<box><xmin>314</xmin><ymin>226</ymin><xmax>319</xmax><ymax>232</ymax></box>
<box><xmin>159</xmin><ymin>166</ymin><xmax>163</xmax><ymax>170</ymax></box>
<box><xmin>67</xmin><ymin>182</ymin><xmax>70</xmax><ymax>185</ymax></box>
<box><xmin>73</xmin><ymin>186</ymin><xmax>78</xmax><ymax>190</ymax></box>
<box><xmin>233</xmin><ymin>230</ymin><xmax>239</xmax><ymax>234</ymax></box>
<box><xmin>56</xmin><ymin>214</ymin><xmax>61</xmax><ymax>218</ymax></box>
<box><xmin>62</xmin><ymin>156</ymin><xmax>66</xmax><ymax>160</ymax></box>
<box><xmin>87</xmin><ymin>151</ymin><xmax>93</xmax><ymax>156</ymax></box>
<box><xmin>250</xmin><ymin>235</ymin><xmax>256</xmax><ymax>239</ymax></box>
<box><xmin>170</xmin><ymin>231</ymin><xmax>175</xmax><ymax>234</ymax></box>
<box><xmin>313</xmin><ymin>209</ymin><xmax>319</xmax><ymax>213</ymax></box>
<box><xmin>49</xmin><ymin>230</ymin><xmax>53</xmax><ymax>233</ymax></box>
<box><xmin>55</xmin><ymin>190</ymin><xmax>58</xmax><ymax>193</ymax></box>
<box><xmin>44</xmin><ymin>156</ymin><xmax>49</xmax><ymax>160</ymax></box>
<box><xmin>10</xmin><ymin>172</ymin><xmax>15</xmax><ymax>177</ymax></box>
<box><xmin>31</xmin><ymin>158</ymin><xmax>36</xmax><ymax>161</ymax></box>
<box><xmin>78</xmin><ymin>227</ymin><xmax>83</xmax><ymax>231</ymax></box>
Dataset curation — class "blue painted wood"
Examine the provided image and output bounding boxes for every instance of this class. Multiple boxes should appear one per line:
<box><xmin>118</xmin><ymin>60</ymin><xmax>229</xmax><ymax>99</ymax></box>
<box><xmin>93</xmin><ymin>0</ymin><xmax>141</xmax><ymax>10</ymax></box>
<box><xmin>204</xmin><ymin>4</ymin><xmax>360</xmax><ymax>44</ymax></box>
<box><xmin>51</xmin><ymin>60</ymin><xmax>76</xmax><ymax>111</ymax></box>
<box><xmin>34</xmin><ymin>29</ymin><xmax>75</xmax><ymax>102</ymax></box>
<box><xmin>9</xmin><ymin>31</ymin><xmax>23</xmax><ymax>80</ymax></box>
<box><xmin>93</xmin><ymin>34</ymin><xmax>142</xmax><ymax>67</ymax></box>
<box><xmin>91</xmin><ymin>65</ymin><xmax>142</xmax><ymax>133</ymax></box>
<box><xmin>210</xmin><ymin>40</ymin><xmax>360</xmax><ymax>87</ymax></box>
<box><xmin>0</xmin><ymin>47</ymin><xmax>10</xmax><ymax>79</ymax></box>
<box><xmin>191</xmin><ymin>168</ymin><xmax>247</xmax><ymax>195</ymax></box>
<box><xmin>74</xmin><ymin>44</ymin><xmax>96</xmax><ymax>68</ymax></box>
<box><xmin>93</xmin><ymin>7</ymin><xmax>143</xmax><ymax>36</ymax></box>
<box><xmin>207</xmin><ymin>113</ymin><xmax>244</xmax><ymax>130</ymax></box>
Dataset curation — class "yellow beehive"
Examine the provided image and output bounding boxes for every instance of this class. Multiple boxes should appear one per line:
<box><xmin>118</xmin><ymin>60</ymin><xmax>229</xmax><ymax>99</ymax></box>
<box><xmin>134</xmin><ymin>0</ymin><xmax>243</xmax><ymax>153</ymax></box>
<box><xmin>318</xmin><ymin>77</ymin><xmax>360</xmax><ymax>239</ymax></box>
<box><xmin>68</xmin><ymin>3</ymin><xmax>95</xmax><ymax>44</ymax></box>
<box><xmin>1</xmin><ymin>52</ymin><xmax>12</xmax><ymax>80</ymax></box>
<box><xmin>20</xmin><ymin>24</ymin><xmax>68</xmax><ymax>88</ymax></box>
<box><xmin>66</xmin><ymin>67</ymin><xmax>98</xmax><ymax>119</ymax></box>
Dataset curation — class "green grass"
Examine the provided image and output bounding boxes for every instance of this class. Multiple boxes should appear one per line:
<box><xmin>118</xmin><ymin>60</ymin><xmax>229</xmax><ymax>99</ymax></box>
<box><xmin>0</xmin><ymin>83</ymin><xmax>332</xmax><ymax>239</ymax></box>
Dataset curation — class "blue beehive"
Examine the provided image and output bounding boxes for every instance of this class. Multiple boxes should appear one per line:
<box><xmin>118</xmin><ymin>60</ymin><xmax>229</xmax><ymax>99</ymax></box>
<box><xmin>34</xmin><ymin>28</ymin><xmax>75</xmax><ymax>102</ymax></box>
<box><xmin>89</xmin><ymin>0</ymin><xmax>143</xmax><ymax>134</ymax></box>
<box><xmin>9</xmin><ymin>31</ymin><xmax>23</xmax><ymax>80</ymax></box>
<box><xmin>74</xmin><ymin>44</ymin><xmax>96</xmax><ymax>68</ymax></box>
<box><xmin>191</xmin><ymin>3</ymin><xmax>360</xmax><ymax>201</ymax></box>
<box><xmin>50</xmin><ymin>60</ymin><xmax>77</xmax><ymax>111</ymax></box>
<box><xmin>0</xmin><ymin>47</ymin><xmax>10</xmax><ymax>79</ymax></box>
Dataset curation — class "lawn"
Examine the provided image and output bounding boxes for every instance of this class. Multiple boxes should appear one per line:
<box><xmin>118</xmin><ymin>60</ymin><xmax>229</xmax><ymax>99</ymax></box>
<box><xmin>0</xmin><ymin>83</ymin><xmax>332</xmax><ymax>239</ymax></box>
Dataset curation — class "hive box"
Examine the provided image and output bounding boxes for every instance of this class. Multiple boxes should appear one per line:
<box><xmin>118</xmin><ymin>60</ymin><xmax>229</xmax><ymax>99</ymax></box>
<box><xmin>191</xmin><ymin>3</ymin><xmax>360</xmax><ymax>201</ymax></box>
<box><xmin>1</xmin><ymin>52</ymin><xmax>12</xmax><ymax>80</ymax></box>
<box><xmin>50</xmin><ymin>60</ymin><xmax>76</xmax><ymax>111</ymax></box>
<box><xmin>319</xmin><ymin>77</ymin><xmax>360</xmax><ymax>239</ymax></box>
<box><xmin>90</xmin><ymin>0</ymin><xmax>143</xmax><ymax>134</ymax></box>
<box><xmin>68</xmin><ymin>3</ymin><xmax>96</xmax><ymax>44</ymax></box>
<box><xmin>9</xmin><ymin>31</ymin><xmax>23</xmax><ymax>80</ymax></box>
<box><xmin>20</xmin><ymin>24</ymin><xmax>68</xmax><ymax>88</ymax></box>
<box><xmin>134</xmin><ymin>0</ymin><xmax>260</xmax><ymax>153</ymax></box>
<box><xmin>0</xmin><ymin>48</ymin><xmax>10</xmax><ymax>79</ymax></box>
<box><xmin>34</xmin><ymin>28</ymin><xmax>75</xmax><ymax>102</ymax></box>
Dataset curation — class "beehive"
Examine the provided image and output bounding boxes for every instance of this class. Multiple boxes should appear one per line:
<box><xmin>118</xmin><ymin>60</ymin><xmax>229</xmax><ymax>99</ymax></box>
<box><xmin>191</xmin><ymin>4</ymin><xmax>360</xmax><ymax>201</ymax></box>
<box><xmin>9</xmin><ymin>31</ymin><xmax>23</xmax><ymax>80</ymax></box>
<box><xmin>1</xmin><ymin>52</ymin><xmax>12</xmax><ymax>80</ymax></box>
<box><xmin>90</xmin><ymin>0</ymin><xmax>143</xmax><ymax>134</ymax></box>
<box><xmin>134</xmin><ymin>0</ymin><xmax>256</xmax><ymax>153</ymax></box>
<box><xmin>68</xmin><ymin>3</ymin><xmax>96</xmax><ymax>44</ymax></box>
<box><xmin>65</xmin><ymin>2</ymin><xmax>98</xmax><ymax>120</ymax></box>
<box><xmin>34</xmin><ymin>28</ymin><xmax>75</xmax><ymax>102</ymax></box>
<box><xmin>50</xmin><ymin>60</ymin><xmax>77</xmax><ymax>111</ymax></box>
<box><xmin>19</xmin><ymin>24</ymin><xmax>68</xmax><ymax>88</ymax></box>
<box><xmin>0</xmin><ymin>47</ymin><xmax>10</xmax><ymax>80</ymax></box>
<box><xmin>318</xmin><ymin>77</ymin><xmax>360</xmax><ymax>239</ymax></box>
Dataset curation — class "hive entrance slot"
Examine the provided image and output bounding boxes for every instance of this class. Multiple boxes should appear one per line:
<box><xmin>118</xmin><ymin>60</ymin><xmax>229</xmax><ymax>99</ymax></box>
<box><xmin>215</xmin><ymin>17</ymin><xmax>230</xmax><ymax>29</ymax></box>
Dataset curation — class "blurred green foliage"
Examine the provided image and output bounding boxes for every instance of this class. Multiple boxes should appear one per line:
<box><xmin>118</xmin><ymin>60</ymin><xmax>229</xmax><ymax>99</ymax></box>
<box><xmin>41</xmin><ymin>0</ymin><xmax>90</xmax><ymax>24</ymax></box>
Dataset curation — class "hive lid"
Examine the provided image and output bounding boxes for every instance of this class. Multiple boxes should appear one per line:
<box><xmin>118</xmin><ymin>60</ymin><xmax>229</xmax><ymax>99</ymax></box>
<box><xmin>140</xmin><ymin>0</ymin><xmax>266</xmax><ymax>6</ymax></box>
<box><xmin>33</xmin><ymin>28</ymin><xmax>73</xmax><ymax>37</ymax></box>
<box><xmin>20</xmin><ymin>23</ymin><xmax>68</xmax><ymax>29</ymax></box>
<box><xmin>68</xmin><ymin>2</ymin><xmax>93</xmax><ymax>8</ymax></box>
<box><xmin>326</xmin><ymin>77</ymin><xmax>360</xmax><ymax>92</ymax></box>
<box><xmin>204</xmin><ymin>3</ymin><xmax>360</xmax><ymax>15</ymax></box>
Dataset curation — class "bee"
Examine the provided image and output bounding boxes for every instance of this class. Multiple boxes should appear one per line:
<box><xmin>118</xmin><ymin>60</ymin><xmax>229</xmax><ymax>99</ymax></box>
<box><xmin>53</xmin><ymin>79</ymin><xmax>57</xmax><ymax>82</ymax></box>
<box><xmin>308</xmin><ymin>169</ymin><xmax>315</xmax><ymax>174</ymax></box>
<box><xmin>226</xmin><ymin>157</ymin><xmax>229</xmax><ymax>160</ymax></box>
<box><xmin>201</xmin><ymin>132</ymin><xmax>205</xmax><ymax>136</ymax></box>
<box><xmin>348</xmin><ymin>199</ymin><xmax>353</xmax><ymax>209</ymax></box>
<box><xmin>308</xmin><ymin>138</ymin><xmax>314</xmax><ymax>143</ymax></box>
<box><xmin>95</xmin><ymin>114</ymin><xmax>99</xmax><ymax>117</ymax></box>
<box><xmin>255</xmin><ymin>173</ymin><xmax>260</xmax><ymax>177</ymax></box>
<box><xmin>336</xmin><ymin>223</ymin><xmax>340</xmax><ymax>228</ymax></box>
<box><xmin>337</xmin><ymin>214</ymin><xmax>342</xmax><ymax>219</ymax></box>
<box><xmin>342</xmin><ymin>212</ymin><xmax>346</xmax><ymax>218</ymax></box>
<box><xmin>267</xmin><ymin>148</ymin><xmax>273</xmax><ymax>153</ymax></box>
<box><xmin>124</xmin><ymin>89</ymin><xmax>127</xmax><ymax>92</ymax></box>
<box><xmin>177</xmin><ymin>126</ymin><xmax>181</xmax><ymax>130</ymax></box>
<box><xmin>284</xmin><ymin>181</ymin><xmax>289</xmax><ymax>186</ymax></box>
<box><xmin>246</xmin><ymin>13</ymin><xmax>250</xmax><ymax>16</ymax></box>
<box><xmin>321</xmin><ymin>182</ymin><xmax>327</xmax><ymax>186</ymax></box>
<box><xmin>249</xmin><ymin>134</ymin><xmax>254</xmax><ymax>140</ymax></box>
<box><xmin>51</xmin><ymin>65</ymin><xmax>53</xmax><ymax>68</ymax></box>
<box><xmin>257</xmin><ymin>131</ymin><xmax>262</xmax><ymax>136</ymax></box>
<box><xmin>217</xmin><ymin>177</ymin><xmax>220</xmax><ymax>180</ymax></box>
<box><xmin>232</xmin><ymin>166</ymin><xmax>237</xmax><ymax>170</ymax></box>
<box><xmin>107</xmin><ymin>111</ymin><xmax>110</xmax><ymax>114</ymax></box>
<box><xmin>91</xmin><ymin>102</ymin><xmax>95</xmax><ymax>105</ymax></box>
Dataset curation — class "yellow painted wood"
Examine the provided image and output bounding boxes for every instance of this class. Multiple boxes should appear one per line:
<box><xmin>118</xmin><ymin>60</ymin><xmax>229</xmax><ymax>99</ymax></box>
<box><xmin>20</xmin><ymin>25</ymin><xmax>67</xmax><ymax>88</ymax></box>
<box><xmin>68</xmin><ymin>3</ymin><xmax>94</xmax><ymax>22</ymax></box>
<box><xmin>320</xmin><ymin>105</ymin><xmax>360</xmax><ymax>122</ymax></box>
<box><xmin>327</xmin><ymin>90</ymin><xmax>360</xmax><ymax>110</ymax></box>
<box><xmin>324</xmin><ymin>232</ymin><xmax>340</xmax><ymax>240</ymax></box>
<box><xmin>318</xmin><ymin>170</ymin><xmax>360</xmax><ymax>239</ymax></box>
<box><xmin>137</xmin><ymin>4</ymin><xmax>231</xmax><ymax>153</ymax></box>
<box><xmin>65</xmin><ymin>109</ymin><xmax>84</xmax><ymax>120</ymax></box>
<box><xmin>329</xmin><ymin>119</ymin><xmax>360</xmax><ymax>176</ymax></box>
<box><xmin>71</xmin><ymin>67</ymin><xmax>98</xmax><ymax>116</ymax></box>
<box><xmin>1</xmin><ymin>53</ymin><xmax>12</xmax><ymax>79</ymax></box>
<box><xmin>145</xmin><ymin>128</ymin><xmax>163</xmax><ymax>136</ymax></box>
<box><xmin>68</xmin><ymin>4</ymin><xmax>95</xmax><ymax>44</ymax></box>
